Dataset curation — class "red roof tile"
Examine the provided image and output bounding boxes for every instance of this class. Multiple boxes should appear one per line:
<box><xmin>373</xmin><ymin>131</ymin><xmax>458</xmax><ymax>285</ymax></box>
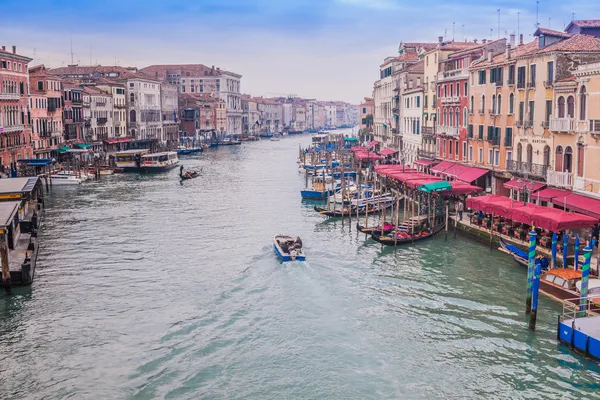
<box><xmin>536</xmin><ymin>34</ymin><xmax>600</xmax><ymax>54</ymax></box>
<box><xmin>569</xmin><ymin>20</ymin><xmax>600</xmax><ymax>28</ymax></box>
<box><xmin>534</xmin><ymin>28</ymin><xmax>571</xmax><ymax>38</ymax></box>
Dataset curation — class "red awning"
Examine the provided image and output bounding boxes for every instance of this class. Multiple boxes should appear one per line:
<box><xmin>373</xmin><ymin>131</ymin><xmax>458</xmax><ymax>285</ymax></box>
<box><xmin>446</xmin><ymin>182</ymin><xmax>483</xmax><ymax>195</ymax></box>
<box><xmin>466</xmin><ymin>195</ymin><xmax>516</xmax><ymax>216</ymax></box>
<box><xmin>503</xmin><ymin>179</ymin><xmax>545</xmax><ymax>192</ymax></box>
<box><xmin>510</xmin><ymin>203</ymin><xmax>550</xmax><ymax>225</ymax></box>
<box><xmin>431</xmin><ymin>161</ymin><xmax>455</xmax><ymax>174</ymax></box>
<box><xmin>350</xmin><ymin>146</ymin><xmax>366</xmax><ymax>152</ymax></box>
<box><xmin>553</xmin><ymin>193</ymin><xmax>600</xmax><ymax>219</ymax></box>
<box><xmin>455</xmin><ymin>166</ymin><xmax>489</xmax><ymax>183</ymax></box>
<box><xmin>103</xmin><ymin>137</ymin><xmax>132</xmax><ymax>144</ymax></box>
<box><xmin>379</xmin><ymin>148</ymin><xmax>398</xmax><ymax>156</ymax></box>
<box><xmin>355</xmin><ymin>152</ymin><xmax>383</xmax><ymax>161</ymax></box>
<box><xmin>533</xmin><ymin>209</ymin><xmax>598</xmax><ymax>231</ymax></box>
<box><xmin>535</xmin><ymin>188</ymin><xmax>571</xmax><ymax>202</ymax></box>
<box><xmin>405</xmin><ymin>177</ymin><xmax>442</xmax><ymax>188</ymax></box>
<box><xmin>413</xmin><ymin>159</ymin><xmax>438</xmax><ymax>167</ymax></box>
<box><xmin>368</xmin><ymin>141</ymin><xmax>379</xmax><ymax>148</ymax></box>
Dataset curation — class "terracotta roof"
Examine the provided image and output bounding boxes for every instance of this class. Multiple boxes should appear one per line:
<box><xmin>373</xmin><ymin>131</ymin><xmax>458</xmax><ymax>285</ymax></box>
<box><xmin>471</xmin><ymin>39</ymin><xmax>540</xmax><ymax>68</ymax></box>
<box><xmin>568</xmin><ymin>20</ymin><xmax>600</xmax><ymax>29</ymax></box>
<box><xmin>534</xmin><ymin>28</ymin><xmax>571</xmax><ymax>39</ymax></box>
<box><xmin>544</xmin><ymin>268</ymin><xmax>582</xmax><ymax>281</ymax></box>
<box><xmin>439</xmin><ymin>41</ymin><xmax>482</xmax><ymax>51</ymax></box>
<box><xmin>536</xmin><ymin>34</ymin><xmax>600</xmax><ymax>54</ymax></box>
<box><xmin>395</xmin><ymin>52</ymin><xmax>419</xmax><ymax>62</ymax></box>
<box><xmin>49</xmin><ymin>65</ymin><xmax>157</xmax><ymax>81</ymax></box>
<box><xmin>140</xmin><ymin>64</ymin><xmax>241</xmax><ymax>79</ymax></box>
<box><xmin>555</xmin><ymin>75</ymin><xmax>577</xmax><ymax>83</ymax></box>
<box><xmin>405</xmin><ymin>60</ymin><xmax>424</xmax><ymax>73</ymax></box>
<box><xmin>82</xmin><ymin>86</ymin><xmax>110</xmax><ymax>96</ymax></box>
<box><xmin>403</xmin><ymin>42</ymin><xmax>438</xmax><ymax>51</ymax></box>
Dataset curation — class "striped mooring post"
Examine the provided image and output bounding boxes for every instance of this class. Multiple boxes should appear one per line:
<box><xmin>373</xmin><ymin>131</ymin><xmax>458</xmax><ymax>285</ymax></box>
<box><xmin>575</xmin><ymin>236</ymin><xmax>581</xmax><ymax>271</ymax></box>
<box><xmin>526</xmin><ymin>230</ymin><xmax>537</xmax><ymax>314</ymax></box>
<box><xmin>579</xmin><ymin>245</ymin><xmax>593</xmax><ymax>315</ymax></box>
<box><xmin>563</xmin><ymin>233</ymin><xmax>569</xmax><ymax>268</ymax></box>
<box><xmin>551</xmin><ymin>232</ymin><xmax>558</xmax><ymax>269</ymax></box>
<box><xmin>529</xmin><ymin>258</ymin><xmax>542</xmax><ymax>330</ymax></box>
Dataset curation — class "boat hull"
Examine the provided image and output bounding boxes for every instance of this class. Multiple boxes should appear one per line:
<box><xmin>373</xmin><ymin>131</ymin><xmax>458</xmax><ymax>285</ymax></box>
<box><xmin>357</xmin><ymin>224</ymin><xmax>394</xmax><ymax>235</ymax></box>
<box><xmin>370</xmin><ymin>224</ymin><xmax>445</xmax><ymax>246</ymax></box>
<box><xmin>122</xmin><ymin>163</ymin><xmax>179</xmax><ymax>173</ymax></box>
<box><xmin>314</xmin><ymin>203</ymin><xmax>392</xmax><ymax>217</ymax></box>
<box><xmin>301</xmin><ymin>189</ymin><xmax>333</xmax><ymax>200</ymax></box>
<box><xmin>273</xmin><ymin>236</ymin><xmax>306</xmax><ymax>262</ymax></box>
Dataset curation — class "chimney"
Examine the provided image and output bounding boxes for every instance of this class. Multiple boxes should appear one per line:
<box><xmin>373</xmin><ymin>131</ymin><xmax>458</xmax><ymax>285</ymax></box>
<box><xmin>510</xmin><ymin>33</ymin><xmax>516</xmax><ymax>47</ymax></box>
<box><xmin>473</xmin><ymin>39</ymin><xmax>478</xmax><ymax>43</ymax></box>
<box><xmin>505</xmin><ymin>43</ymin><xmax>511</xmax><ymax>59</ymax></box>
<box><xmin>438</xmin><ymin>36</ymin><xmax>443</xmax><ymax>44</ymax></box>
<box><xmin>482</xmin><ymin>39</ymin><xmax>487</xmax><ymax>44</ymax></box>
<box><xmin>488</xmin><ymin>51</ymin><xmax>493</xmax><ymax>62</ymax></box>
<box><xmin>12</xmin><ymin>45</ymin><xmax>16</xmax><ymax>54</ymax></box>
<box><xmin>519</xmin><ymin>34</ymin><xmax>524</xmax><ymax>45</ymax></box>
<box><xmin>1</xmin><ymin>46</ymin><xmax>5</xmax><ymax>51</ymax></box>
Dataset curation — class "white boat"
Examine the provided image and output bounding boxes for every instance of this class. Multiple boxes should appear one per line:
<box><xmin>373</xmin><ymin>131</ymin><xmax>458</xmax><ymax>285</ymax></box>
<box><xmin>139</xmin><ymin>151</ymin><xmax>179</xmax><ymax>172</ymax></box>
<box><xmin>50</xmin><ymin>173</ymin><xmax>82</xmax><ymax>185</ymax></box>
<box><xmin>270</xmin><ymin>137</ymin><xmax>280</xmax><ymax>142</ymax></box>
<box><xmin>273</xmin><ymin>235</ymin><xmax>305</xmax><ymax>261</ymax></box>
<box><xmin>99</xmin><ymin>168</ymin><xmax>114</xmax><ymax>175</ymax></box>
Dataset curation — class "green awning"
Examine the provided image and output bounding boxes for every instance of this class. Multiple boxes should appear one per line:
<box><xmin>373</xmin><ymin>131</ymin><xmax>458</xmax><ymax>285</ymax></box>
<box><xmin>56</xmin><ymin>146</ymin><xmax>70</xmax><ymax>153</ymax></box>
<box><xmin>418</xmin><ymin>181</ymin><xmax>452</xmax><ymax>193</ymax></box>
<box><xmin>344</xmin><ymin>137</ymin><xmax>358</xmax><ymax>142</ymax></box>
<box><xmin>383</xmin><ymin>124</ymin><xmax>387</xmax><ymax>128</ymax></box>
<box><xmin>393</xmin><ymin>95</ymin><xmax>399</xmax><ymax>100</ymax></box>
<box><xmin>75</xmin><ymin>143</ymin><xmax>92</xmax><ymax>149</ymax></box>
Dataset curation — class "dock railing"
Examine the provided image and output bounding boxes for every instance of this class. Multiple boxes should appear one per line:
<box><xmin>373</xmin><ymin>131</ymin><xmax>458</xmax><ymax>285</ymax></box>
<box><xmin>560</xmin><ymin>297</ymin><xmax>597</xmax><ymax>322</ymax></box>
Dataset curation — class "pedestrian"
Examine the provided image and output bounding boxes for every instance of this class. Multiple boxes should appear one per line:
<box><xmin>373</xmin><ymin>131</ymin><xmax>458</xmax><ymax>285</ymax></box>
<box><xmin>456</xmin><ymin>201</ymin><xmax>464</xmax><ymax>221</ymax></box>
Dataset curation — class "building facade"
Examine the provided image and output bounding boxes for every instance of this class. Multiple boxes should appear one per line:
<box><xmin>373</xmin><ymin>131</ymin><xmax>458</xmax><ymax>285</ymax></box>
<box><xmin>97</xmin><ymin>80</ymin><xmax>127</xmax><ymax>138</ymax></box>
<box><xmin>127</xmin><ymin>77</ymin><xmax>162</xmax><ymax>140</ymax></box>
<box><xmin>28</xmin><ymin>64</ymin><xmax>62</xmax><ymax>159</ymax></box>
<box><xmin>160</xmin><ymin>83</ymin><xmax>179</xmax><ymax>147</ymax></box>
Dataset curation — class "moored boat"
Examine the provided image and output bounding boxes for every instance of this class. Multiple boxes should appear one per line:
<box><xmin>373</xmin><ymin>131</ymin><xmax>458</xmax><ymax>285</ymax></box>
<box><xmin>357</xmin><ymin>222</ymin><xmax>395</xmax><ymax>235</ymax></box>
<box><xmin>273</xmin><ymin>235</ymin><xmax>305</xmax><ymax>261</ymax></box>
<box><xmin>50</xmin><ymin>172</ymin><xmax>83</xmax><ymax>185</ymax></box>
<box><xmin>370</xmin><ymin>224</ymin><xmax>445</xmax><ymax>246</ymax></box>
<box><xmin>115</xmin><ymin>150</ymin><xmax>179</xmax><ymax>173</ymax></box>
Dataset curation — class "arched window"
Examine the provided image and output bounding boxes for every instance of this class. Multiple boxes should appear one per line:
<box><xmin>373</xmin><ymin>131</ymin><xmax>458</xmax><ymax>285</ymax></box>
<box><xmin>492</xmin><ymin>94</ymin><xmax>496</xmax><ymax>113</ymax></box>
<box><xmin>470</xmin><ymin>96</ymin><xmax>474</xmax><ymax>113</ymax></box>
<box><xmin>463</xmin><ymin>107</ymin><xmax>468</xmax><ymax>127</ymax></box>
<box><xmin>449</xmin><ymin>109</ymin><xmax>453</xmax><ymax>126</ymax></box>
<box><xmin>455</xmin><ymin>108</ymin><xmax>459</xmax><ymax>128</ymax></box>
<box><xmin>579</xmin><ymin>86</ymin><xmax>587</xmax><ymax>120</ymax></box>
<box><xmin>577</xmin><ymin>143</ymin><xmax>585</xmax><ymax>177</ymax></box>
<box><xmin>517</xmin><ymin>143</ymin><xmax>522</xmax><ymax>163</ymax></box>
<box><xmin>543</xmin><ymin>145</ymin><xmax>550</xmax><ymax>168</ymax></box>
<box><xmin>481</xmin><ymin>95</ymin><xmax>485</xmax><ymax>112</ymax></box>
<box><xmin>129</xmin><ymin>93</ymin><xmax>135</xmax><ymax>103</ymax></box>
<box><xmin>557</xmin><ymin>96</ymin><xmax>565</xmax><ymax>118</ymax></box>
<box><xmin>564</xmin><ymin>146</ymin><xmax>573</xmax><ymax>172</ymax></box>
<box><xmin>526</xmin><ymin>144</ymin><xmax>533</xmax><ymax>165</ymax></box>
<box><xmin>567</xmin><ymin>96</ymin><xmax>575</xmax><ymax>118</ymax></box>
<box><xmin>129</xmin><ymin>110</ymin><xmax>137</xmax><ymax>123</ymax></box>
<box><xmin>555</xmin><ymin>145</ymin><xmax>563</xmax><ymax>172</ymax></box>
<box><xmin>497</xmin><ymin>94</ymin><xmax>502</xmax><ymax>115</ymax></box>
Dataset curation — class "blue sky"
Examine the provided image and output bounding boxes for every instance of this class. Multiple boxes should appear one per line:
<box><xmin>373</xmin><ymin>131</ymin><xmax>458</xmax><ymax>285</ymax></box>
<box><xmin>1</xmin><ymin>0</ymin><xmax>597</xmax><ymax>103</ymax></box>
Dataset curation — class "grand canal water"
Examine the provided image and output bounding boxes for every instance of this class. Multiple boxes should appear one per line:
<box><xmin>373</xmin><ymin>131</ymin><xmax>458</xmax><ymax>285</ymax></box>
<box><xmin>2</xmin><ymin>132</ymin><xmax>600</xmax><ymax>399</ymax></box>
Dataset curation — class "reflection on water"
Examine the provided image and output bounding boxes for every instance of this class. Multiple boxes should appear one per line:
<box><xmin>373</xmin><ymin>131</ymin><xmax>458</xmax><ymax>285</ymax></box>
<box><xmin>1</xmin><ymin>132</ymin><xmax>600</xmax><ymax>399</ymax></box>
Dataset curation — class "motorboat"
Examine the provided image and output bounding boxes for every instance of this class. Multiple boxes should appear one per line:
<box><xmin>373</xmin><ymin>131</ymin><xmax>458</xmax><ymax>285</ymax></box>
<box><xmin>273</xmin><ymin>235</ymin><xmax>305</xmax><ymax>261</ymax></box>
<box><xmin>50</xmin><ymin>173</ymin><xmax>82</xmax><ymax>185</ymax></box>
<box><xmin>270</xmin><ymin>137</ymin><xmax>280</xmax><ymax>142</ymax></box>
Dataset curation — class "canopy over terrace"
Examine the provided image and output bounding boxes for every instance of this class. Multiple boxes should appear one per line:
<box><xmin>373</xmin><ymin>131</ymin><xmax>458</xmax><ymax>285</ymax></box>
<box><xmin>552</xmin><ymin>192</ymin><xmax>600</xmax><ymax>219</ymax></box>
<box><xmin>467</xmin><ymin>195</ymin><xmax>598</xmax><ymax>232</ymax></box>
<box><xmin>379</xmin><ymin>148</ymin><xmax>398</xmax><ymax>157</ymax></box>
<box><xmin>354</xmin><ymin>151</ymin><xmax>383</xmax><ymax>161</ymax></box>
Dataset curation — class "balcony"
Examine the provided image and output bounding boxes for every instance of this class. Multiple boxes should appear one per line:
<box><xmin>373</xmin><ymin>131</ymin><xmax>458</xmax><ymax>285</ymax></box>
<box><xmin>495</xmin><ymin>80</ymin><xmax>503</xmax><ymax>87</ymax></box>
<box><xmin>437</xmin><ymin>69</ymin><xmax>469</xmax><ymax>81</ymax></box>
<box><xmin>527</xmin><ymin>81</ymin><xmax>536</xmax><ymax>89</ymax></box>
<box><xmin>0</xmin><ymin>93</ymin><xmax>20</xmax><ymax>100</ymax></box>
<box><xmin>517</xmin><ymin>81</ymin><xmax>525</xmax><ymax>89</ymax></box>
<box><xmin>422</xmin><ymin>126</ymin><xmax>435</xmax><ymax>139</ymax></box>
<box><xmin>507</xmin><ymin>160</ymin><xmax>549</xmax><ymax>178</ymax></box>
<box><xmin>392</xmin><ymin>108</ymin><xmax>399</xmax><ymax>114</ymax></box>
<box><xmin>546</xmin><ymin>170</ymin><xmax>573</xmax><ymax>189</ymax></box>
<box><xmin>391</xmin><ymin>128</ymin><xmax>399</xmax><ymax>134</ymax></box>
<box><xmin>544</xmin><ymin>80</ymin><xmax>553</xmax><ymax>88</ymax></box>
<box><xmin>504</xmin><ymin>135</ymin><xmax>513</xmax><ymax>147</ymax></box>
<box><xmin>516</xmin><ymin>121</ymin><xmax>523</xmax><ymax>128</ymax></box>
<box><xmin>590</xmin><ymin>119</ymin><xmax>600</xmax><ymax>135</ymax></box>
<box><xmin>97</xmin><ymin>117</ymin><xmax>108</xmax><ymax>124</ymax></box>
<box><xmin>436</xmin><ymin>125</ymin><xmax>458</xmax><ymax>136</ymax></box>
<box><xmin>541</xmin><ymin>121</ymin><xmax>549</xmax><ymax>129</ymax></box>
<box><xmin>488</xmin><ymin>109</ymin><xmax>497</xmax><ymax>116</ymax></box>
<box><xmin>2</xmin><ymin>125</ymin><xmax>25</xmax><ymax>133</ymax></box>
<box><xmin>491</xmin><ymin>136</ymin><xmax>501</xmax><ymax>146</ymax></box>
<box><xmin>115</xmin><ymin>103</ymin><xmax>127</xmax><ymax>109</ymax></box>
<box><xmin>524</xmin><ymin>121</ymin><xmax>533</xmax><ymax>129</ymax></box>
<box><xmin>550</xmin><ymin>117</ymin><xmax>573</xmax><ymax>133</ymax></box>
<box><xmin>417</xmin><ymin>149</ymin><xmax>438</xmax><ymax>160</ymax></box>
<box><xmin>441</xmin><ymin>96</ymin><xmax>460</xmax><ymax>104</ymax></box>
<box><xmin>95</xmin><ymin>102</ymin><xmax>107</xmax><ymax>107</ymax></box>
<box><xmin>84</xmin><ymin>119</ymin><xmax>91</xmax><ymax>127</ymax></box>
<box><xmin>507</xmin><ymin>79</ymin><xmax>515</xmax><ymax>86</ymax></box>
<box><xmin>129</xmin><ymin>122</ymin><xmax>138</xmax><ymax>128</ymax></box>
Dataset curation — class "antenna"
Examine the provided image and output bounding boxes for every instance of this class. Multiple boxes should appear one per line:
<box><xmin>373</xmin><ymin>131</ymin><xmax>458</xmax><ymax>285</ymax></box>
<box><xmin>33</xmin><ymin>48</ymin><xmax>36</xmax><ymax>65</ymax></box>
<box><xmin>517</xmin><ymin>12</ymin><xmax>520</xmax><ymax>42</ymax></box>
<box><xmin>490</xmin><ymin>28</ymin><xmax>493</xmax><ymax>39</ymax></box>
<box><xmin>497</xmin><ymin>9</ymin><xmax>501</xmax><ymax>39</ymax></box>
<box><xmin>462</xmin><ymin>24</ymin><xmax>465</xmax><ymax>41</ymax></box>
<box><xmin>452</xmin><ymin>22</ymin><xmax>455</xmax><ymax>41</ymax></box>
<box><xmin>70</xmin><ymin>36</ymin><xmax>74</xmax><ymax>65</ymax></box>
<box><xmin>444</xmin><ymin>28</ymin><xmax>447</xmax><ymax>41</ymax></box>
<box><xmin>535</xmin><ymin>1</ymin><xmax>540</xmax><ymax>29</ymax></box>
<box><xmin>572</xmin><ymin>13</ymin><xmax>575</xmax><ymax>21</ymax></box>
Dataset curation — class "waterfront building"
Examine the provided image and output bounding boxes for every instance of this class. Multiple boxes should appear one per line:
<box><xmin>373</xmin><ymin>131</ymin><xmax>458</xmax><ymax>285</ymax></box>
<box><xmin>324</xmin><ymin>103</ymin><xmax>336</xmax><ymax>128</ymax></box>
<box><xmin>96</xmin><ymin>79</ymin><xmax>127</xmax><ymax>138</ymax></box>
<box><xmin>62</xmin><ymin>83</ymin><xmax>84</xmax><ymax>143</ymax></box>
<box><xmin>255</xmin><ymin>97</ymin><xmax>283</xmax><ymax>134</ymax></box>
<box><xmin>282</xmin><ymin>102</ymin><xmax>292</xmax><ymax>129</ymax></box>
<box><xmin>140</xmin><ymin>64</ymin><xmax>242</xmax><ymax>135</ymax></box>
<box><xmin>292</xmin><ymin>103</ymin><xmax>306</xmax><ymax>132</ymax></box>
<box><xmin>0</xmin><ymin>46</ymin><xmax>32</xmax><ymax>169</ymax></box>
<box><xmin>179</xmin><ymin>93</ymin><xmax>226</xmax><ymax>141</ymax></box>
<box><xmin>81</xmin><ymin>85</ymin><xmax>113</xmax><ymax>146</ymax></box>
<box><xmin>126</xmin><ymin>76</ymin><xmax>162</xmax><ymax>141</ymax></box>
<box><xmin>397</xmin><ymin>60</ymin><xmax>424</xmax><ymax>165</ymax></box>
<box><xmin>160</xmin><ymin>83</ymin><xmax>179</xmax><ymax>147</ymax></box>
<box><xmin>305</xmin><ymin>101</ymin><xmax>315</xmax><ymax>130</ymax></box>
<box><xmin>359</xmin><ymin>97</ymin><xmax>374</xmax><ymax>132</ymax></box>
<box><xmin>28</xmin><ymin>64</ymin><xmax>63</xmax><ymax>159</ymax></box>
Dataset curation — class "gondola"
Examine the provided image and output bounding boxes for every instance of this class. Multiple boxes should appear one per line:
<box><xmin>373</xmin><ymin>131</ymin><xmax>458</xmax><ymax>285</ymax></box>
<box><xmin>356</xmin><ymin>222</ymin><xmax>395</xmax><ymax>235</ymax></box>
<box><xmin>179</xmin><ymin>167</ymin><xmax>201</xmax><ymax>180</ymax></box>
<box><xmin>313</xmin><ymin>203</ymin><xmax>391</xmax><ymax>218</ymax></box>
<box><xmin>370</xmin><ymin>224</ymin><xmax>445</xmax><ymax>246</ymax></box>
<box><xmin>499</xmin><ymin>239</ymin><xmax>549</xmax><ymax>270</ymax></box>
<box><xmin>273</xmin><ymin>235</ymin><xmax>305</xmax><ymax>261</ymax></box>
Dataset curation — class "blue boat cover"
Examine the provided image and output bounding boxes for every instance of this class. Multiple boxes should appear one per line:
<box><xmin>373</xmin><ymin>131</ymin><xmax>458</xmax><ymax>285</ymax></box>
<box><xmin>506</xmin><ymin>244</ymin><xmax>528</xmax><ymax>259</ymax></box>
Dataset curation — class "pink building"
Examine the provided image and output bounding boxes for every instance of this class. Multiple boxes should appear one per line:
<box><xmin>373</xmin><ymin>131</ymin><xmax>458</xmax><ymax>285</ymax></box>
<box><xmin>359</xmin><ymin>97</ymin><xmax>374</xmax><ymax>130</ymax></box>
<box><xmin>0</xmin><ymin>45</ymin><xmax>32</xmax><ymax>171</ymax></box>
<box><xmin>29</xmin><ymin>65</ymin><xmax>64</xmax><ymax>158</ymax></box>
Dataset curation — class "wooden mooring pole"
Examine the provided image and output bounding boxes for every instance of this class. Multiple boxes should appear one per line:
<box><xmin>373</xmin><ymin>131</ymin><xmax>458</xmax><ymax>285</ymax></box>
<box><xmin>1</xmin><ymin>236</ymin><xmax>11</xmax><ymax>295</ymax></box>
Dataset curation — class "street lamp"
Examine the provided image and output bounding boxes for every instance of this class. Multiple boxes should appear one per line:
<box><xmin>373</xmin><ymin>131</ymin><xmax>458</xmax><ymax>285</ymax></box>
<box><xmin>517</xmin><ymin>178</ymin><xmax>532</xmax><ymax>206</ymax></box>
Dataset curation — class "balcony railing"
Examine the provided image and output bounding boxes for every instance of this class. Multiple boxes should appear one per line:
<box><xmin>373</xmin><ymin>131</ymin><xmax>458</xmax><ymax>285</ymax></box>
<box><xmin>527</xmin><ymin>81</ymin><xmax>536</xmax><ymax>88</ymax></box>
<box><xmin>437</xmin><ymin>69</ymin><xmax>469</xmax><ymax>81</ymax></box>
<box><xmin>97</xmin><ymin>117</ymin><xmax>108</xmax><ymax>124</ymax></box>
<box><xmin>550</xmin><ymin>117</ymin><xmax>573</xmax><ymax>132</ymax></box>
<box><xmin>0</xmin><ymin>93</ymin><xmax>20</xmax><ymax>100</ymax></box>
<box><xmin>488</xmin><ymin>109</ymin><xmax>497</xmax><ymax>116</ymax></box>
<box><xmin>507</xmin><ymin>160</ymin><xmax>549</xmax><ymax>178</ymax></box>
<box><xmin>436</xmin><ymin>125</ymin><xmax>458</xmax><ymax>136</ymax></box>
<box><xmin>129</xmin><ymin>122</ymin><xmax>138</xmax><ymax>128</ymax></box>
<box><xmin>504</xmin><ymin>135</ymin><xmax>513</xmax><ymax>147</ymax></box>
<box><xmin>417</xmin><ymin>149</ymin><xmax>438</xmax><ymax>160</ymax></box>
<box><xmin>517</xmin><ymin>81</ymin><xmax>525</xmax><ymax>89</ymax></box>
<box><xmin>541</xmin><ymin>121</ymin><xmax>549</xmax><ymax>129</ymax></box>
<box><xmin>84</xmin><ymin>119</ymin><xmax>91</xmax><ymax>127</ymax></box>
<box><xmin>525</xmin><ymin>121</ymin><xmax>533</xmax><ymax>129</ymax></box>
<box><xmin>422</xmin><ymin>126</ymin><xmax>435</xmax><ymax>138</ymax></box>
<box><xmin>72</xmin><ymin>98</ymin><xmax>83</xmax><ymax>105</ymax></box>
<box><xmin>544</xmin><ymin>80</ymin><xmax>553</xmax><ymax>88</ymax></box>
<box><xmin>441</xmin><ymin>96</ymin><xmax>460</xmax><ymax>104</ymax></box>
<box><xmin>507</xmin><ymin>78</ymin><xmax>515</xmax><ymax>86</ymax></box>
<box><xmin>391</xmin><ymin>128</ymin><xmax>399</xmax><ymax>134</ymax></box>
<box><xmin>492</xmin><ymin>136</ymin><xmax>500</xmax><ymax>146</ymax></box>
<box><xmin>115</xmin><ymin>103</ymin><xmax>127</xmax><ymax>109</ymax></box>
<box><xmin>2</xmin><ymin>125</ymin><xmax>25</xmax><ymax>133</ymax></box>
<box><xmin>590</xmin><ymin>119</ymin><xmax>600</xmax><ymax>134</ymax></box>
<box><xmin>546</xmin><ymin>170</ymin><xmax>573</xmax><ymax>189</ymax></box>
